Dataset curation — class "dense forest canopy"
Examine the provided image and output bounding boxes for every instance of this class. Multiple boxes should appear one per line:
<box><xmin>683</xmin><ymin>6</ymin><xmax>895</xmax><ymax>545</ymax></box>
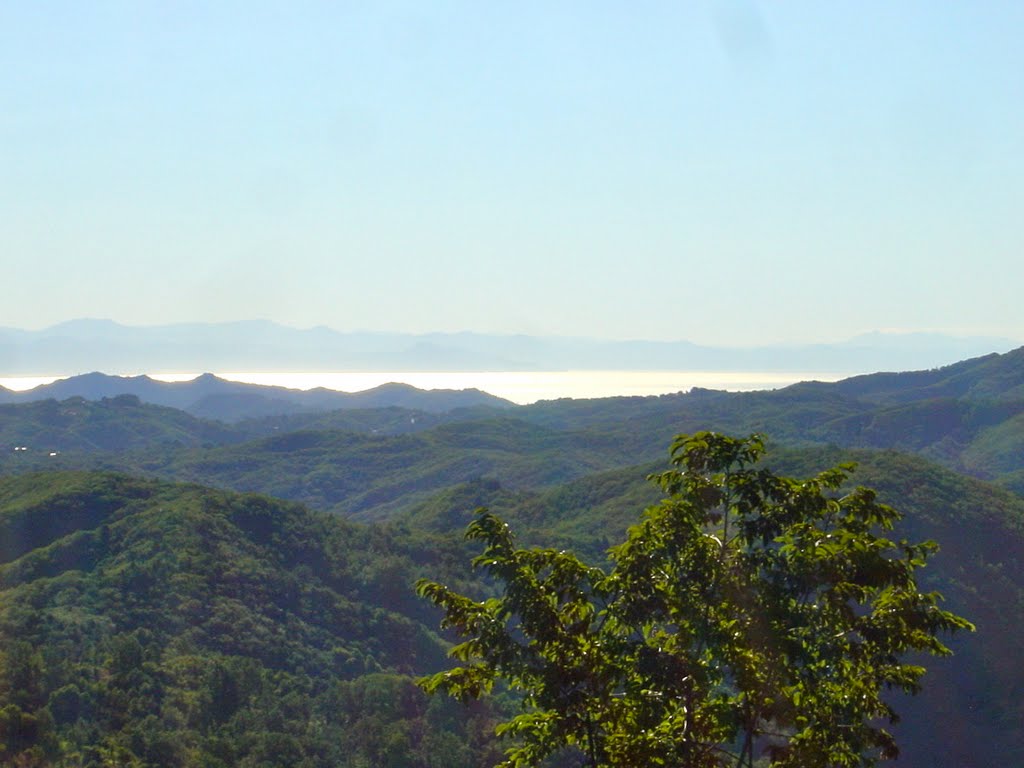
<box><xmin>1</xmin><ymin>351</ymin><xmax>1024</xmax><ymax>765</ymax></box>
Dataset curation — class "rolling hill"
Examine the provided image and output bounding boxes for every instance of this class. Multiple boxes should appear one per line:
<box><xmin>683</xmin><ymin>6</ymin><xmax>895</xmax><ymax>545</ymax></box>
<box><xmin>0</xmin><ymin>472</ymin><xmax>503</xmax><ymax>767</ymax></box>
<box><xmin>2</xmin><ymin>443</ymin><xmax>1023</xmax><ymax>765</ymax></box>
<box><xmin>2</xmin><ymin>346</ymin><xmax>1024</xmax><ymax>765</ymax></box>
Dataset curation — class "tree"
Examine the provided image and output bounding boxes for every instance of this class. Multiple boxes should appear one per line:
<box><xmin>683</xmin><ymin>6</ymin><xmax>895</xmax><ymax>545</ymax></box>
<box><xmin>417</xmin><ymin>432</ymin><xmax>973</xmax><ymax>767</ymax></box>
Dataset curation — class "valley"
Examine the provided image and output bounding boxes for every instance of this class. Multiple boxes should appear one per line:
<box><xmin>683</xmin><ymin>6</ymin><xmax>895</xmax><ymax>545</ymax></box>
<box><xmin>2</xmin><ymin>348</ymin><xmax>1024</xmax><ymax>765</ymax></box>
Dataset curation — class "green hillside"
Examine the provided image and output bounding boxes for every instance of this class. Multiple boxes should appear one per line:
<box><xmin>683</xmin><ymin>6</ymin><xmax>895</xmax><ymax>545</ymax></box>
<box><xmin>766</xmin><ymin>447</ymin><xmax>1024</xmax><ymax>766</ymax></box>
<box><xmin>2</xmin><ymin>437</ymin><xmax>1024</xmax><ymax>765</ymax></box>
<box><xmin>2</xmin><ymin>350</ymin><xmax>1024</xmax><ymax>765</ymax></box>
<box><xmin>0</xmin><ymin>396</ymin><xmax>241</xmax><ymax>455</ymax></box>
<box><xmin>0</xmin><ymin>472</ymin><xmax>504</xmax><ymax>767</ymax></box>
<box><xmin>5</xmin><ymin>348</ymin><xmax>1024</xmax><ymax>504</ymax></box>
<box><xmin>400</xmin><ymin>443</ymin><xmax>1024</xmax><ymax>766</ymax></box>
<box><xmin>832</xmin><ymin>346</ymin><xmax>1024</xmax><ymax>403</ymax></box>
<box><xmin>128</xmin><ymin>418</ymin><xmax>634</xmax><ymax>521</ymax></box>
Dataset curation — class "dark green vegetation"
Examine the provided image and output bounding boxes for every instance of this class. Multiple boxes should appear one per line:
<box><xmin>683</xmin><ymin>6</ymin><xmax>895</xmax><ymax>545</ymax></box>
<box><xmin>2</xmin><ymin>348</ymin><xmax>1024</xmax><ymax>765</ymax></box>
<box><xmin>0</xmin><ymin>396</ymin><xmax>243</xmax><ymax>453</ymax></box>
<box><xmin>0</xmin><ymin>472</ymin><xmax>506</xmax><ymax>767</ymax></box>
<box><xmin>420</xmin><ymin>434</ymin><xmax>972</xmax><ymax>767</ymax></box>
<box><xmin>7</xmin><ymin>348</ymin><xmax>1024</xmax><ymax>498</ymax></box>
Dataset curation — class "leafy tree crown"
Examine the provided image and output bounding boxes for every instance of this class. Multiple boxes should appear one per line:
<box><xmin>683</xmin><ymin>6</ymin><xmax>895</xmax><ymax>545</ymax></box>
<box><xmin>418</xmin><ymin>432</ymin><xmax>973</xmax><ymax>768</ymax></box>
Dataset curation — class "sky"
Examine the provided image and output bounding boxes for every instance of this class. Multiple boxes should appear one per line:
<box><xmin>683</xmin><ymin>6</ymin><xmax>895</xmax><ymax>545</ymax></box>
<box><xmin>2</xmin><ymin>2</ymin><xmax>1022</xmax><ymax>345</ymax></box>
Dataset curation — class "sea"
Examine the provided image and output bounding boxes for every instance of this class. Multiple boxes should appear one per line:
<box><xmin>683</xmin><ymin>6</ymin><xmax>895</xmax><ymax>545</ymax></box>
<box><xmin>0</xmin><ymin>370</ymin><xmax>848</xmax><ymax>406</ymax></box>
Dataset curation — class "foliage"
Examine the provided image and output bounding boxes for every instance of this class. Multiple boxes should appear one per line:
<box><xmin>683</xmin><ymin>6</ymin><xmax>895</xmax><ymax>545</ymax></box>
<box><xmin>0</xmin><ymin>472</ymin><xmax>505</xmax><ymax>767</ymax></box>
<box><xmin>2</xmin><ymin>388</ymin><xmax>1023</xmax><ymax>767</ymax></box>
<box><xmin>0</xmin><ymin>396</ymin><xmax>240</xmax><ymax>454</ymax></box>
<box><xmin>418</xmin><ymin>433</ymin><xmax>973</xmax><ymax>767</ymax></box>
<box><xmin>8</xmin><ymin>344</ymin><xmax>1024</xmax><ymax>512</ymax></box>
<box><xmin>127</xmin><ymin>418</ymin><xmax>629</xmax><ymax>521</ymax></box>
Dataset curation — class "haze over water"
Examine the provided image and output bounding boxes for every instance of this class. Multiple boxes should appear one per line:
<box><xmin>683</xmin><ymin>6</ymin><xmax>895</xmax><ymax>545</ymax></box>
<box><xmin>0</xmin><ymin>370</ymin><xmax>847</xmax><ymax>406</ymax></box>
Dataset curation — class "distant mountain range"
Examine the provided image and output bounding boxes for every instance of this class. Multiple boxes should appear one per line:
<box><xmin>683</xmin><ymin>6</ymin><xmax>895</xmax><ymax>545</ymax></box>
<box><xmin>0</xmin><ymin>371</ymin><xmax>512</xmax><ymax>419</ymax></box>
<box><xmin>5</xmin><ymin>346</ymin><xmax>1024</xmax><ymax>497</ymax></box>
<box><xmin>1</xmin><ymin>319</ymin><xmax>1018</xmax><ymax>374</ymax></box>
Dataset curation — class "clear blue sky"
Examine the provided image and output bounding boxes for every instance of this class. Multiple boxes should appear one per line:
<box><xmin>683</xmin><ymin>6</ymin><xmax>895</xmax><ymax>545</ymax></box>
<box><xmin>3</xmin><ymin>2</ymin><xmax>1022</xmax><ymax>344</ymax></box>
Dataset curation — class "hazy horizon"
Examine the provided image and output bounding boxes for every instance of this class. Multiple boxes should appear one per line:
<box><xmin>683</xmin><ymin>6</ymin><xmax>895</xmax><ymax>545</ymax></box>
<box><xmin>3</xmin><ymin>316</ymin><xmax>1022</xmax><ymax>349</ymax></box>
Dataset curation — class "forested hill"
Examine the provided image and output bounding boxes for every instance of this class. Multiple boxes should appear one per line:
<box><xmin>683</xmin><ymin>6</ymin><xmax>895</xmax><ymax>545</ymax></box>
<box><xmin>397</xmin><ymin>444</ymin><xmax>1024</xmax><ymax>767</ymax></box>
<box><xmin>830</xmin><ymin>345</ymin><xmax>1024</xmax><ymax>402</ymax></box>
<box><xmin>1</xmin><ymin>446</ymin><xmax>1023</xmax><ymax>765</ymax></box>
<box><xmin>2</xmin><ymin>346</ymin><xmax>1024</xmax><ymax>765</ymax></box>
<box><xmin>0</xmin><ymin>471</ymin><xmax>505</xmax><ymax>767</ymax></box>
<box><xmin>511</xmin><ymin>346</ymin><xmax>1024</xmax><ymax>492</ymax></box>
<box><xmin>8</xmin><ymin>363</ymin><xmax>1024</xmax><ymax>506</ymax></box>
<box><xmin>7</xmin><ymin>347</ymin><xmax>1024</xmax><ymax>494</ymax></box>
